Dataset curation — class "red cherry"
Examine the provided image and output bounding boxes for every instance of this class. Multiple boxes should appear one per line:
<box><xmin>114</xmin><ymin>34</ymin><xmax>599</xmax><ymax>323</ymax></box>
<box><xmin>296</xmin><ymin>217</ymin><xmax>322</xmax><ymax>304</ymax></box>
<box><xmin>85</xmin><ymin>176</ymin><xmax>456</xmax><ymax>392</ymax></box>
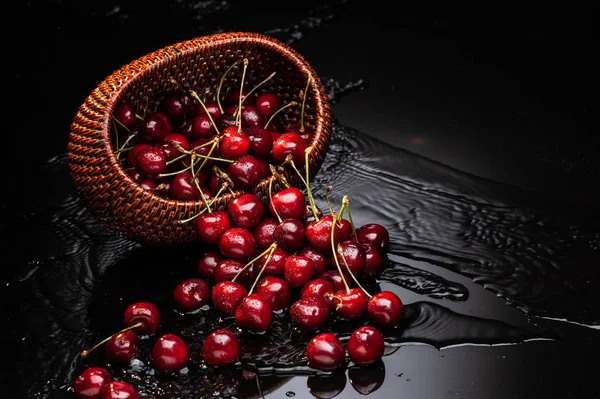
<box><xmin>246</xmin><ymin>126</ymin><xmax>274</xmax><ymax>157</ymax></box>
<box><xmin>274</xmin><ymin>218</ymin><xmax>305</xmax><ymax>252</ymax></box>
<box><xmin>240</xmin><ymin>105</ymin><xmax>266</xmax><ymax>127</ymax></box>
<box><xmin>290</xmin><ymin>296</ymin><xmax>330</xmax><ymax>332</ymax></box>
<box><xmin>134</xmin><ymin>146</ymin><xmax>167</xmax><ymax>179</ymax></box>
<box><xmin>234</xmin><ymin>293</ymin><xmax>273</xmax><ymax>332</ymax></box>
<box><xmin>362</xmin><ymin>243</ymin><xmax>382</xmax><ymax>276</ymax></box>
<box><xmin>191</xmin><ymin>113</ymin><xmax>216</xmax><ymax>138</ymax></box>
<box><xmin>218</xmin><ymin>112</ymin><xmax>246</xmax><ymax>131</ymax></box>
<box><xmin>139</xmin><ymin>111</ymin><xmax>172</xmax><ymax>143</ymax></box>
<box><xmin>123</xmin><ymin>302</ymin><xmax>160</xmax><ymax>335</ymax></box>
<box><xmin>255</xmin><ymin>276</ymin><xmax>292</xmax><ymax>311</ymax></box>
<box><xmin>318</xmin><ymin>270</ymin><xmax>353</xmax><ymax>291</ymax></box>
<box><xmin>174</xmin><ymin>119</ymin><xmax>194</xmax><ymax>138</ymax></box>
<box><xmin>169</xmin><ymin>170</ymin><xmax>202</xmax><ymax>200</ymax></box>
<box><xmin>126</xmin><ymin>144</ymin><xmax>151</xmax><ymax>169</ymax></box>
<box><xmin>152</xmin><ymin>333</ymin><xmax>189</xmax><ymax>373</ymax></box>
<box><xmin>73</xmin><ymin>367</ymin><xmax>111</xmax><ymax>399</ymax></box>
<box><xmin>255</xmin><ymin>93</ymin><xmax>280</xmax><ymax>118</ymax></box>
<box><xmin>159</xmin><ymin>90</ymin><xmax>195</xmax><ymax>122</ymax></box>
<box><xmin>228</xmin><ymin>155</ymin><xmax>263</xmax><ymax>189</ymax></box>
<box><xmin>196</xmin><ymin>102</ymin><xmax>222</xmax><ymax>118</ymax></box>
<box><xmin>202</xmin><ymin>328</ymin><xmax>241</xmax><ymax>367</ymax></box>
<box><xmin>333</xmin><ymin>288</ymin><xmax>367</xmax><ymax>320</ymax></box>
<box><xmin>367</xmin><ymin>291</ymin><xmax>404</xmax><ymax>327</ymax></box>
<box><xmin>218</xmin><ymin>227</ymin><xmax>257</xmax><ymax>261</ymax></box>
<box><xmin>139</xmin><ymin>180</ymin><xmax>157</xmax><ymax>191</ymax></box>
<box><xmin>253</xmin><ymin>217</ymin><xmax>279</xmax><ymax>249</ymax></box>
<box><xmin>220</xmin><ymin>126</ymin><xmax>250</xmax><ymax>159</ymax></box>
<box><xmin>339</xmin><ymin>219</ymin><xmax>353</xmax><ymax>241</ymax></box>
<box><xmin>272</xmin><ymin>132</ymin><xmax>307</xmax><ymax>165</ymax></box>
<box><xmin>227</xmin><ymin>193</ymin><xmax>264</xmax><ymax>229</ymax></box>
<box><xmin>127</xmin><ymin>169</ymin><xmax>143</xmax><ymax>183</ymax></box>
<box><xmin>105</xmin><ymin>331</ymin><xmax>139</xmax><ymax>364</ymax></box>
<box><xmin>284</xmin><ymin>255</ymin><xmax>315</xmax><ymax>288</ymax></box>
<box><xmin>213</xmin><ymin>259</ymin><xmax>255</xmax><ymax>286</ymax></box>
<box><xmin>257</xmin><ymin>247</ymin><xmax>289</xmax><ymax>277</ymax></box>
<box><xmin>300</xmin><ymin>279</ymin><xmax>336</xmax><ymax>311</ymax></box>
<box><xmin>173</xmin><ymin>278</ymin><xmax>210</xmax><ymax>311</ymax></box>
<box><xmin>103</xmin><ymin>381</ymin><xmax>139</xmax><ymax>399</ymax></box>
<box><xmin>347</xmin><ymin>326</ymin><xmax>385</xmax><ymax>366</ymax></box>
<box><xmin>197</xmin><ymin>251</ymin><xmax>224</xmax><ymax>282</ymax></box>
<box><xmin>195</xmin><ymin>210</ymin><xmax>232</xmax><ymax>245</ymax></box>
<box><xmin>159</xmin><ymin>133</ymin><xmax>189</xmax><ymax>161</ymax></box>
<box><xmin>212</xmin><ymin>281</ymin><xmax>248</xmax><ymax>316</ymax></box>
<box><xmin>113</xmin><ymin>102</ymin><xmax>136</xmax><ymax>129</ymax></box>
<box><xmin>356</xmin><ymin>223</ymin><xmax>390</xmax><ymax>252</ymax></box>
<box><xmin>269</xmin><ymin>187</ymin><xmax>306</xmax><ymax>220</ymax></box>
<box><xmin>306</xmin><ymin>333</ymin><xmax>346</xmax><ymax>371</ymax></box>
<box><xmin>297</xmin><ymin>246</ymin><xmax>330</xmax><ymax>274</ymax></box>
<box><xmin>331</xmin><ymin>240</ymin><xmax>366</xmax><ymax>276</ymax></box>
<box><xmin>305</xmin><ymin>216</ymin><xmax>342</xmax><ymax>253</ymax></box>
<box><xmin>208</xmin><ymin>172</ymin><xmax>223</xmax><ymax>194</ymax></box>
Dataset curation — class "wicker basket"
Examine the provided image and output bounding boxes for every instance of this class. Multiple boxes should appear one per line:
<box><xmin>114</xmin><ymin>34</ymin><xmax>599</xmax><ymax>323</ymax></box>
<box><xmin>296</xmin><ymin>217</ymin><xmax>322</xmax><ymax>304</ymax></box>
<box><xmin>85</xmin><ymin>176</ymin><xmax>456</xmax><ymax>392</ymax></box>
<box><xmin>67</xmin><ymin>32</ymin><xmax>332</xmax><ymax>247</ymax></box>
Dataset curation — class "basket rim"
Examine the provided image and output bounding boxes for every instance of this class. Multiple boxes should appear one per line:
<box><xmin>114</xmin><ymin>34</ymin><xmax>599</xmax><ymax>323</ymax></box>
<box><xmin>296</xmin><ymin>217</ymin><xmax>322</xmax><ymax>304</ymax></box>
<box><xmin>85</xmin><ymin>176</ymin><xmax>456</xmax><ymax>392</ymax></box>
<box><xmin>89</xmin><ymin>31</ymin><xmax>331</xmax><ymax>210</ymax></box>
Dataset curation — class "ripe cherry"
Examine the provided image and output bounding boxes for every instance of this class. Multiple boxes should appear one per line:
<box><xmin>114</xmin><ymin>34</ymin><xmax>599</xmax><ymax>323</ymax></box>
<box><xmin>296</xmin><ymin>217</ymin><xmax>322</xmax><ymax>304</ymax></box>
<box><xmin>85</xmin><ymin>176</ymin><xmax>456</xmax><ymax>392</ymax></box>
<box><xmin>195</xmin><ymin>210</ymin><xmax>232</xmax><ymax>245</ymax></box>
<box><xmin>300</xmin><ymin>279</ymin><xmax>336</xmax><ymax>311</ymax></box>
<box><xmin>255</xmin><ymin>276</ymin><xmax>292</xmax><ymax>311</ymax></box>
<box><xmin>234</xmin><ymin>293</ymin><xmax>273</xmax><ymax>332</ymax></box>
<box><xmin>356</xmin><ymin>223</ymin><xmax>389</xmax><ymax>252</ymax></box>
<box><xmin>318</xmin><ymin>270</ymin><xmax>353</xmax><ymax>291</ymax></box>
<box><xmin>105</xmin><ymin>331</ymin><xmax>139</xmax><ymax>364</ymax></box>
<box><xmin>246</xmin><ymin>126</ymin><xmax>273</xmax><ymax>157</ymax></box>
<box><xmin>272</xmin><ymin>132</ymin><xmax>307</xmax><ymax>165</ymax></box>
<box><xmin>253</xmin><ymin>217</ymin><xmax>279</xmax><ymax>249</ymax></box>
<box><xmin>284</xmin><ymin>255</ymin><xmax>315</xmax><ymax>288</ymax></box>
<box><xmin>228</xmin><ymin>155</ymin><xmax>263</xmax><ymax>189</ymax></box>
<box><xmin>73</xmin><ymin>367</ymin><xmax>111</xmax><ymax>399</ymax></box>
<box><xmin>274</xmin><ymin>218</ymin><xmax>305</xmax><ymax>252</ymax></box>
<box><xmin>103</xmin><ymin>381</ymin><xmax>140</xmax><ymax>399</ymax></box>
<box><xmin>135</xmin><ymin>147</ymin><xmax>167</xmax><ymax>179</ymax></box>
<box><xmin>227</xmin><ymin>193</ymin><xmax>264</xmax><ymax>229</ymax></box>
<box><xmin>347</xmin><ymin>326</ymin><xmax>385</xmax><ymax>366</ymax></box>
<box><xmin>191</xmin><ymin>113</ymin><xmax>216</xmax><ymax>138</ymax></box>
<box><xmin>139</xmin><ymin>180</ymin><xmax>157</xmax><ymax>191</ymax></box>
<box><xmin>152</xmin><ymin>333</ymin><xmax>189</xmax><ymax>373</ymax></box>
<box><xmin>197</xmin><ymin>251</ymin><xmax>224</xmax><ymax>282</ymax></box>
<box><xmin>218</xmin><ymin>112</ymin><xmax>246</xmax><ymax>131</ymax></box>
<box><xmin>213</xmin><ymin>259</ymin><xmax>255</xmax><ymax>286</ymax></box>
<box><xmin>169</xmin><ymin>170</ymin><xmax>201</xmax><ymax>200</ymax></box>
<box><xmin>367</xmin><ymin>291</ymin><xmax>404</xmax><ymax>327</ymax></box>
<box><xmin>338</xmin><ymin>219</ymin><xmax>353</xmax><ymax>241</ymax></box>
<box><xmin>331</xmin><ymin>240</ymin><xmax>366</xmax><ymax>276</ymax></box>
<box><xmin>139</xmin><ymin>111</ymin><xmax>172</xmax><ymax>143</ymax></box>
<box><xmin>123</xmin><ymin>302</ymin><xmax>160</xmax><ymax>335</ymax></box>
<box><xmin>196</xmin><ymin>102</ymin><xmax>222</xmax><ymax>118</ymax></box>
<box><xmin>220</xmin><ymin>126</ymin><xmax>250</xmax><ymax>159</ymax></box>
<box><xmin>218</xmin><ymin>227</ymin><xmax>257</xmax><ymax>261</ymax></box>
<box><xmin>127</xmin><ymin>144</ymin><xmax>151</xmax><ymax>170</ymax></box>
<box><xmin>113</xmin><ymin>102</ymin><xmax>136</xmax><ymax>129</ymax></box>
<box><xmin>305</xmin><ymin>215</ymin><xmax>342</xmax><ymax>253</ymax></box>
<box><xmin>255</xmin><ymin>93</ymin><xmax>280</xmax><ymax>118</ymax></box>
<box><xmin>290</xmin><ymin>296</ymin><xmax>330</xmax><ymax>332</ymax></box>
<box><xmin>362</xmin><ymin>243</ymin><xmax>382</xmax><ymax>276</ymax></box>
<box><xmin>212</xmin><ymin>281</ymin><xmax>248</xmax><ymax>316</ymax></box>
<box><xmin>173</xmin><ymin>278</ymin><xmax>210</xmax><ymax>311</ymax></box>
<box><xmin>202</xmin><ymin>328</ymin><xmax>241</xmax><ymax>367</ymax></box>
<box><xmin>332</xmin><ymin>288</ymin><xmax>367</xmax><ymax>320</ymax></box>
<box><xmin>257</xmin><ymin>247</ymin><xmax>288</xmax><ymax>277</ymax></box>
<box><xmin>159</xmin><ymin>133</ymin><xmax>190</xmax><ymax>161</ymax></box>
<box><xmin>269</xmin><ymin>187</ymin><xmax>306</xmax><ymax>220</ymax></box>
<box><xmin>306</xmin><ymin>333</ymin><xmax>346</xmax><ymax>371</ymax></box>
<box><xmin>159</xmin><ymin>90</ymin><xmax>195</xmax><ymax>121</ymax></box>
<box><xmin>240</xmin><ymin>105</ymin><xmax>266</xmax><ymax>127</ymax></box>
<box><xmin>298</xmin><ymin>246</ymin><xmax>329</xmax><ymax>274</ymax></box>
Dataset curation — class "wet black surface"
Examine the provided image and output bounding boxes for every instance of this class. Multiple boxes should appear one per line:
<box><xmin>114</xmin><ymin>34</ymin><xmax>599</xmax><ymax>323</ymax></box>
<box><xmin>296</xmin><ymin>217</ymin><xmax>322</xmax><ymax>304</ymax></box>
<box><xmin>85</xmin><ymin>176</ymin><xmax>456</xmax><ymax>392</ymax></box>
<box><xmin>5</xmin><ymin>2</ymin><xmax>599</xmax><ymax>399</ymax></box>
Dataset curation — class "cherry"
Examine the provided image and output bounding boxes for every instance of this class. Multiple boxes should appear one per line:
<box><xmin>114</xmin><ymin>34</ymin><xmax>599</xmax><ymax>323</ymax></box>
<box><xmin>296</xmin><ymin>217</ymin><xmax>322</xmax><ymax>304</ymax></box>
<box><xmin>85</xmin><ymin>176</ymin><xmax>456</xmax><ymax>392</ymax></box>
<box><xmin>228</xmin><ymin>155</ymin><xmax>263</xmax><ymax>189</ymax></box>
<box><xmin>356</xmin><ymin>223</ymin><xmax>389</xmax><ymax>252</ymax></box>
<box><xmin>300</xmin><ymin>279</ymin><xmax>336</xmax><ymax>311</ymax></box>
<box><xmin>298</xmin><ymin>246</ymin><xmax>329</xmax><ymax>274</ymax></box>
<box><xmin>160</xmin><ymin>133</ymin><xmax>190</xmax><ymax>161</ymax></box>
<box><xmin>246</xmin><ymin>126</ymin><xmax>273</xmax><ymax>157</ymax></box>
<box><xmin>152</xmin><ymin>333</ymin><xmax>189</xmax><ymax>373</ymax></box>
<box><xmin>226</xmin><ymin>88</ymin><xmax>254</xmax><ymax>106</ymax></box>
<box><xmin>332</xmin><ymin>288</ymin><xmax>367</xmax><ymax>320</ymax></box>
<box><xmin>257</xmin><ymin>247</ymin><xmax>288</xmax><ymax>277</ymax></box>
<box><xmin>197</xmin><ymin>250</ymin><xmax>224</xmax><ymax>282</ymax></box>
<box><xmin>220</xmin><ymin>126</ymin><xmax>250</xmax><ymax>159</ymax></box>
<box><xmin>174</xmin><ymin>120</ymin><xmax>194</xmax><ymax>138</ymax></box>
<box><xmin>234</xmin><ymin>293</ymin><xmax>273</xmax><ymax>332</ymax></box>
<box><xmin>218</xmin><ymin>227</ymin><xmax>257</xmax><ymax>261</ymax></box>
<box><xmin>105</xmin><ymin>331</ymin><xmax>139</xmax><ymax>364</ymax></box>
<box><xmin>159</xmin><ymin>90</ymin><xmax>195</xmax><ymax>121</ymax></box>
<box><xmin>73</xmin><ymin>367</ymin><xmax>111</xmax><ymax>399</ymax></box>
<box><xmin>139</xmin><ymin>180</ymin><xmax>156</xmax><ymax>191</ymax></box>
<box><xmin>113</xmin><ymin>102</ymin><xmax>136</xmax><ymax>129</ymax></box>
<box><xmin>134</xmin><ymin>146</ymin><xmax>167</xmax><ymax>179</ymax></box>
<box><xmin>212</xmin><ymin>281</ymin><xmax>248</xmax><ymax>316</ymax></box>
<box><xmin>103</xmin><ymin>381</ymin><xmax>139</xmax><ymax>399</ymax></box>
<box><xmin>274</xmin><ymin>218</ymin><xmax>305</xmax><ymax>251</ymax></box>
<box><xmin>290</xmin><ymin>295</ymin><xmax>330</xmax><ymax>332</ymax></box>
<box><xmin>191</xmin><ymin>113</ymin><xmax>216</xmax><ymax>138</ymax></box>
<box><xmin>208</xmin><ymin>172</ymin><xmax>223</xmax><ymax>194</ymax></box>
<box><xmin>240</xmin><ymin>105</ymin><xmax>266</xmax><ymax>127</ymax></box>
<box><xmin>213</xmin><ymin>259</ymin><xmax>254</xmax><ymax>286</ymax></box>
<box><xmin>306</xmin><ymin>333</ymin><xmax>346</xmax><ymax>371</ymax></box>
<box><xmin>283</xmin><ymin>255</ymin><xmax>315</xmax><ymax>288</ymax></box>
<box><xmin>173</xmin><ymin>278</ymin><xmax>210</xmax><ymax>311</ymax></box>
<box><xmin>331</xmin><ymin>240</ymin><xmax>366</xmax><ymax>276</ymax></box>
<box><xmin>367</xmin><ymin>291</ymin><xmax>404</xmax><ymax>327</ymax></box>
<box><xmin>339</xmin><ymin>219</ymin><xmax>353</xmax><ymax>241</ymax></box>
<box><xmin>256</xmin><ymin>157</ymin><xmax>269</xmax><ymax>179</ymax></box>
<box><xmin>139</xmin><ymin>111</ymin><xmax>172</xmax><ymax>143</ymax></box>
<box><xmin>255</xmin><ymin>276</ymin><xmax>292</xmax><ymax>311</ymax></box>
<box><xmin>218</xmin><ymin>112</ymin><xmax>246</xmax><ymax>131</ymax></box>
<box><xmin>305</xmin><ymin>215</ymin><xmax>342</xmax><ymax>253</ymax></box>
<box><xmin>123</xmin><ymin>302</ymin><xmax>160</xmax><ymax>335</ymax></box>
<box><xmin>127</xmin><ymin>169</ymin><xmax>143</xmax><ymax>183</ymax></box>
<box><xmin>318</xmin><ymin>270</ymin><xmax>353</xmax><ymax>291</ymax></box>
<box><xmin>255</xmin><ymin>93</ymin><xmax>280</xmax><ymax>118</ymax></box>
<box><xmin>347</xmin><ymin>326</ymin><xmax>385</xmax><ymax>366</ymax></box>
<box><xmin>195</xmin><ymin>210</ymin><xmax>232</xmax><ymax>245</ymax></box>
<box><xmin>362</xmin><ymin>243</ymin><xmax>382</xmax><ymax>276</ymax></box>
<box><xmin>196</xmin><ymin>102</ymin><xmax>221</xmax><ymax>118</ymax></box>
<box><xmin>272</xmin><ymin>132</ymin><xmax>307</xmax><ymax>165</ymax></box>
<box><xmin>202</xmin><ymin>328</ymin><xmax>241</xmax><ymax>367</ymax></box>
<box><xmin>269</xmin><ymin>187</ymin><xmax>306</xmax><ymax>220</ymax></box>
<box><xmin>253</xmin><ymin>217</ymin><xmax>279</xmax><ymax>249</ymax></box>
<box><xmin>169</xmin><ymin>170</ymin><xmax>201</xmax><ymax>200</ymax></box>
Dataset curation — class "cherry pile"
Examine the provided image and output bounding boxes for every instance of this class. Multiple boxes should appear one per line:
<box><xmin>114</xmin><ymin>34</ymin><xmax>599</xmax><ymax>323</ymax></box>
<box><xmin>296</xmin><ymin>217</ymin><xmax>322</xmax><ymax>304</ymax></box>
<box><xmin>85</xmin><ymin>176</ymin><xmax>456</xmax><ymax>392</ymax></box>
<box><xmin>111</xmin><ymin>58</ymin><xmax>311</xmax><ymax>204</ymax></box>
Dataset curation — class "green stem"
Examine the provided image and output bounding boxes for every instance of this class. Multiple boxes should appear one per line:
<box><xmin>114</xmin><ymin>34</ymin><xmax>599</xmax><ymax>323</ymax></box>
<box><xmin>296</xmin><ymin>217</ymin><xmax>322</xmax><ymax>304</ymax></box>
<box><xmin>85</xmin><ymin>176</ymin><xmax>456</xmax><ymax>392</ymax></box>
<box><xmin>248</xmin><ymin>244</ymin><xmax>277</xmax><ymax>295</ymax></box>
<box><xmin>232</xmin><ymin>242</ymin><xmax>277</xmax><ymax>283</ymax></box>
<box><xmin>264</xmin><ymin>101</ymin><xmax>297</xmax><ymax>129</ymax></box>
<box><xmin>268</xmin><ymin>176</ymin><xmax>282</xmax><ymax>223</ymax></box>
<box><xmin>300</xmin><ymin>76</ymin><xmax>311</xmax><ymax>131</ymax></box>
<box><xmin>81</xmin><ymin>322</ymin><xmax>142</xmax><ymax>358</ymax></box>
<box><xmin>190</xmin><ymin>90</ymin><xmax>220</xmax><ymax>135</ymax></box>
<box><xmin>331</xmin><ymin>205</ymin><xmax>350</xmax><ymax>293</ymax></box>
<box><xmin>237</xmin><ymin>59</ymin><xmax>249</xmax><ymax>133</ymax></box>
<box><xmin>325</xmin><ymin>186</ymin><xmax>334</xmax><ymax>215</ymax></box>
<box><xmin>338</xmin><ymin>244</ymin><xmax>372</xmax><ymax>298</ymax></box>
<box><xmin>217</xmin><ymin>60</ymin><xmax>240</xmax><ymax>114</ymax></box>
<box><xmin>304</xmin><ymin>149</ymin><xmax>319</xmax><ymax>222</ymax></box>
<box><xmin>343</xmin><ymin>197</ymin><xmax>359</xmax><ymax>242</ymax></box>
<box><xmin>159</xmin><ymin>163</ymin><xmax>193</xmax><ymax>178</ymax></box>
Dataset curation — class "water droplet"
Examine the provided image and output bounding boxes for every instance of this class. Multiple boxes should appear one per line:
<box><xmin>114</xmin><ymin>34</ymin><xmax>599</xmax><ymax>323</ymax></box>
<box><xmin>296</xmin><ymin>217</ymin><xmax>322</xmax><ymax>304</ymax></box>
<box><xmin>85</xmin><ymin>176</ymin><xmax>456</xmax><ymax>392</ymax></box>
<box><xmin>286</xmin><ymin>392</ymin><xmax>296</xmax><ymax>397</ymax></box>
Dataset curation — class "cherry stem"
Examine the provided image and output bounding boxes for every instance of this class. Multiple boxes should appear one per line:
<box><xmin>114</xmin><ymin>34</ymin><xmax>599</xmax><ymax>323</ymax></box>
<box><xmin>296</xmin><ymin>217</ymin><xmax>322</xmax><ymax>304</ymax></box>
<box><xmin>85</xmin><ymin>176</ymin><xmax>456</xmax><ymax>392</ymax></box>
<box><xmin>330</xmin><ymin>207</ymin><xmax>350</xmax><ymax>293</ymax></box>
<box><xmin>176</xmin><ymin>184</ymin><xmax>227</xmax><ymax>224</ymax></box>
<box><xmin>80</xmin><ymin>322</ymin><xmax>142</xmax><ymax>359</ymax></box>
<box><xmin>232</xmin><ymin>242</ymin><xmax>277</xmax><ymax>283</ymax></box>
<box><xmin>194</xmin><ymin>140</ymin><xmax>219</xmax><ymax>179</ymax></box>
<box><xmin>159</xmin><ymin>163</ymin><xmax>193</xmax><ymax>178</ymax></box>
<box><xmin>135</xmin><ymin>114</ymin><xmax>144</xmax><ymax>121</ymax></box>
<box><xmin>304</xmin><ymin>149</ymin><xmax>319</xmax><ymax>222</ymax></box>
<box><xmin>189</xmin><ymin>89</ymin><xmax>221</xmax><ymax>136</ymax></box>
<box><xmin>340</xmin><ymin>195</ymin><xmax>359</xmax><ymax>242</ymax></box>
<box><xmin>115</xmin><ymin>132</ymin><xmax>136</xmax><ymax>159</ymax></box>
<box><xmin>300</xmin><ymin>76</ymin><xmax>311</xmax><ymax>132</ymax></box>
<box><xmin>248</xmin><ymin>244</ymin><xmax>277</xmax><ymax>295</ymax></box>
<box><xmin>112</xmin><ymin>115</ymin><xmax>132</xmax><ymax>135</ymax></box>
<box><xmin>285</xmin><ymin>157</ymin><xmax>309</xmax><ymax>190</ymax></box>
<box><xmin>189</xmin><ymin>156</ymin><xmax>212</xmax><ymax>213</ymax></box>
<box><xmin>268</xmin><ymin>175</ymin><xmax>282</xmax><ymax>223</ymax></box>
<box><xmin>233</xmin><ymin>71</ymin><xmax>277</xmax><ymax>119</ymax></box>
<box><xmin>217</xmin><ymin>60</ymin><xmax>240</xmax><ymax>114</ymax></box>
<box><xmin>256</xmin><ymin>375</ymin><xmax>265</xmax><ymax>399</ymax></box>
<box><xmin>324</xmin><ymin>293</ymin><xmax>344</xmax><ymax>311</ymax></box>
<box><xmin>337</xmin><ymin>244</ymin><xmax>372</xmax><ymax>298</ymax></box>
<box><xmin>237</xmin><ymin>59</ymin><xmax>249</xmax><ymax>133</ymax></box>
<box><xmin>264</xmin><ymin>101</ymin><xmax>298</xmax><ymax>129</ymax></box>
<box><xmin>213</xmin><ymin>165</ymin><xmax>235</xmax><ymax>190</ymax></box>
<box><xmin>325</xmin><ymin>186</ymin><xmax>334</xmax><ymax>215</ymax></box>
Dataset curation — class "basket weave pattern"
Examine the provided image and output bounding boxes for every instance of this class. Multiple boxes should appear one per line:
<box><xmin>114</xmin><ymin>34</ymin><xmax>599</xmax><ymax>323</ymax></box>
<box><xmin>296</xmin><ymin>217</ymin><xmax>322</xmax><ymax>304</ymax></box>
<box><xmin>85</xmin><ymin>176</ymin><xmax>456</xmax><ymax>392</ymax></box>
<box><xmin>67</xmin><ymin>32</ymin><xmax>332</xmax><ymax>246</ymax></box>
